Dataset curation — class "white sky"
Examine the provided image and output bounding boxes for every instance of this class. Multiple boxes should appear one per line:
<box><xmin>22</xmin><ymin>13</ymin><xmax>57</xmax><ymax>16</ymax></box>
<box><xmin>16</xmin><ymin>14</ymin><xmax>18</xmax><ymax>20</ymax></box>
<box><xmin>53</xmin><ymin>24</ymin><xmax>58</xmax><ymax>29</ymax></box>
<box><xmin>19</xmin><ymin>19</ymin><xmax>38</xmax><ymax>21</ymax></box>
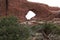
<box><xmin>27</xmin><ymin>0</ymin><xmax>60</xmax><ymax>7</ymax></box>
<box><xmin>25</xmin><ymin>11</ymin><xmax>36</xmax><ymax>20</ymax></box>
<box><xmin>26</xmin><ymin>0</ymin><xmax>60</xmax><ymax>20</ymax></box>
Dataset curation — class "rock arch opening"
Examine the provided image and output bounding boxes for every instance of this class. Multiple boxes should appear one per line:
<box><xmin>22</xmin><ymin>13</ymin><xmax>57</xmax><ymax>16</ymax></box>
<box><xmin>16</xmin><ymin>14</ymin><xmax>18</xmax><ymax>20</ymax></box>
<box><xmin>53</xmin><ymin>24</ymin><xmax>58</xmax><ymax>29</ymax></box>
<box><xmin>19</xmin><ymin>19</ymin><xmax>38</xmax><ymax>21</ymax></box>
<box><xmin>25</xmin><ymin>11</ymin><xmax>36</xmax><ymax>20</ymax></box>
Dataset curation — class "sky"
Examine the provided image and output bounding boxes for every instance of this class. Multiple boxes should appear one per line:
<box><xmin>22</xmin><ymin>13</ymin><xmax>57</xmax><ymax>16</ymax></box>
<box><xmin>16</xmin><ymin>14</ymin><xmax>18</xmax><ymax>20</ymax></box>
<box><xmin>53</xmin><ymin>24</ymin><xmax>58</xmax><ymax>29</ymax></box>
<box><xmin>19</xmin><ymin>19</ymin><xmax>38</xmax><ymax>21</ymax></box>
<box><xmin>27</xmin><ymin>0</ymin><xmax>60</xmax><ymax>7</ymax></box>
<box><xmin>26</xmin><ymin>0</ymin><xmax>60</xmax><ymax>20</ymax></box>
<box><xmin>25</xmin><ymin>11</ymin><xmax>36</xmax><ymax>20</ymax></box>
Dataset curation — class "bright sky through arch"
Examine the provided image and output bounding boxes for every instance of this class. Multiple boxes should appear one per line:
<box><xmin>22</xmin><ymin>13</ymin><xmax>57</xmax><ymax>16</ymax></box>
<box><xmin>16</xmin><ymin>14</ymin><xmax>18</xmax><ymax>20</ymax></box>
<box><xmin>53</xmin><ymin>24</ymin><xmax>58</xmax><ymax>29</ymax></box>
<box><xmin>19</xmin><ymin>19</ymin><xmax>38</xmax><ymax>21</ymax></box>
<box><xmin>25</xmin><ymin>11</ymin><xmax>36</xmax><ymax>20</ymax></box>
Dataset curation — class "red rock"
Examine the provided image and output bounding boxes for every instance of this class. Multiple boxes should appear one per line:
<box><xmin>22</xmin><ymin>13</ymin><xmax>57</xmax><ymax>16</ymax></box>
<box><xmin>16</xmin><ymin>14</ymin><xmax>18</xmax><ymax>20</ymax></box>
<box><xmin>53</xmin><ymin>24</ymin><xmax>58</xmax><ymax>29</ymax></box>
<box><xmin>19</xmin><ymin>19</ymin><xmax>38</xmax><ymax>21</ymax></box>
<box><xmin>0</xmin><ymin>0</ymin><xmax>60</xmax><ymax>22</ymax></box>
<box><xmin>0</xmin><ymin>0</ymin><xmax>6</xmax><ymax>16</ymax></box>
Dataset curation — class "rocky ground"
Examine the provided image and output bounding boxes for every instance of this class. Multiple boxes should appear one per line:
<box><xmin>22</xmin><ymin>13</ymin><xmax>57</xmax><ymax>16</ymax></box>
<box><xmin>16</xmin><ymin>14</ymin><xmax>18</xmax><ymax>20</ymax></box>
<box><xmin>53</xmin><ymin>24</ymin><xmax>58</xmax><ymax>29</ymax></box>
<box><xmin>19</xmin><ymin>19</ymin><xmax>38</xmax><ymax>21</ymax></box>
<box><xmin>20</xmin><ymin>18</ymin><xmax>60</xmax><ymax>26</ymax></box>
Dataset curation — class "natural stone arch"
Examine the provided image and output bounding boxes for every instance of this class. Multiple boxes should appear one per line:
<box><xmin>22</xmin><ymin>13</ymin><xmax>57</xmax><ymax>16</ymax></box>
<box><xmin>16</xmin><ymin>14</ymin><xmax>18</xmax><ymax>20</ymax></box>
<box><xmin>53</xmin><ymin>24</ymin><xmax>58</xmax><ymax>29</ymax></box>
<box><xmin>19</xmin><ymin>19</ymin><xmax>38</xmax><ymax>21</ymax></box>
<box><xmin>0</xmin><ymin>0</ymin><xmax>60</xmax><ymax>22</ymax></box>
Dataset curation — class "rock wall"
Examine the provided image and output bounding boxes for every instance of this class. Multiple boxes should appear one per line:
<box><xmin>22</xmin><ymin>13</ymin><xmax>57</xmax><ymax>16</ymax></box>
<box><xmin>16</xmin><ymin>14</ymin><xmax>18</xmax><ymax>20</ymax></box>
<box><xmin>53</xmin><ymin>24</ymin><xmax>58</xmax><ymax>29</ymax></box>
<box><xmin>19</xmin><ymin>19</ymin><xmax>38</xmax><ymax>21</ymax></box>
<box><xmin>0</xmin><ymin>0</ymin><xmax>6</xmax><ymax>17</ymax></box>
<box><xmin>0</xmin><ymin>0</ymin><xmax>60</xmax><ymax>22</ymax></box>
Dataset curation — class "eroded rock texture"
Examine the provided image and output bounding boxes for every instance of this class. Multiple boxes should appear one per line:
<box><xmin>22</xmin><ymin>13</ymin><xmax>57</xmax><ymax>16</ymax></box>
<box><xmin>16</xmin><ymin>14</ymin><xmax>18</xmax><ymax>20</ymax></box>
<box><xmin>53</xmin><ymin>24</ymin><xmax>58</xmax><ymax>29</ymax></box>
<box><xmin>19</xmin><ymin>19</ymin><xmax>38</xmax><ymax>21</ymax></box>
<box><xmin>0</xmin><ymin>0</ymin><xmax>60</xmax><ymax>22</ymax></box>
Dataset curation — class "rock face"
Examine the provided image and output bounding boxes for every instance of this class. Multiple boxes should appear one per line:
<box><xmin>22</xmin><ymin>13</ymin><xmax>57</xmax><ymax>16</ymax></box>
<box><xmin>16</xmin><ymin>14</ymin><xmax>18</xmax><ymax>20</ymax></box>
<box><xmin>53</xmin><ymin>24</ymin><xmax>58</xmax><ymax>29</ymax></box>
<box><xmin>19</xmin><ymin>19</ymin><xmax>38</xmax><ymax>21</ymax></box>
<box><xmin>0</xmin><ymin>0</ymin><xmax>6</xmax><ymax>16</ymax></box>
<box><xmin>0</xmin><ymin>0</ymin><xmax>60</xmax><ymax>22</ymax></box>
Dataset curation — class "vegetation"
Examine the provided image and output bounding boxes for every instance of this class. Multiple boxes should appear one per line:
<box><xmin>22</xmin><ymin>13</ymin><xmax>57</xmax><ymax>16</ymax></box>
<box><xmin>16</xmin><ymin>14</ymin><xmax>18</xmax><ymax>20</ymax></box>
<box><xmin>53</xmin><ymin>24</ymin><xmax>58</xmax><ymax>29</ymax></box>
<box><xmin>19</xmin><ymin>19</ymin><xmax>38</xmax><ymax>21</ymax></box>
<box><xmin>0</xmin><ymin>16</ymin><xmax>31</xmax><ymax>40</ymax></box>
<box><xmin>0</xmin><ymin>16</ymin><xmax>60</xmax><ymax>40</ymax></box>
<box><xmin>31</xmin><ymin>22</ymin><xmax>60</xmax><ymax>40</ymax></box>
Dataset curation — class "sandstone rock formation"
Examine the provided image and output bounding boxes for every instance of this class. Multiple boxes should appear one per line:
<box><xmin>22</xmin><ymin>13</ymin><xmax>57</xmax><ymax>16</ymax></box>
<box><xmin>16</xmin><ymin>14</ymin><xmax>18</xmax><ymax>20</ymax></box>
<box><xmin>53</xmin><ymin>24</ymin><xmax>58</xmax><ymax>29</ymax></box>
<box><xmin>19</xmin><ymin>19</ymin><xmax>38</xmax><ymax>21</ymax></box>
<box><xmin>0</xmin><ymin>0</ymin><xmax>60</xmax><ymax>22</ymax></box>
<box><xmin>0</xmin><ymin>0</ymin><xmax>6</xmax><ymax>16</ymax></box>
